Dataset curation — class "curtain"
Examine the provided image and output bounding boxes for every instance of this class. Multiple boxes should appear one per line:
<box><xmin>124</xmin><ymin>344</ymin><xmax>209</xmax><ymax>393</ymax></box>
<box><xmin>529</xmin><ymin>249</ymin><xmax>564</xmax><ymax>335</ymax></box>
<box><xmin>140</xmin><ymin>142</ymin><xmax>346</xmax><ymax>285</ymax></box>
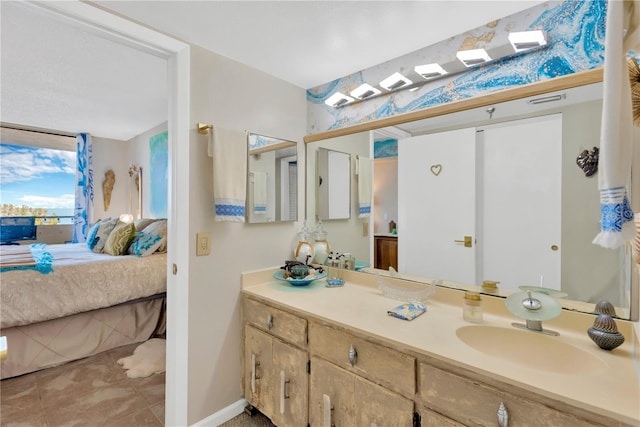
<box><xmin>72</xmin><ymin>133</ymin><xmax>93</xmax><ymax>243</ymax></box>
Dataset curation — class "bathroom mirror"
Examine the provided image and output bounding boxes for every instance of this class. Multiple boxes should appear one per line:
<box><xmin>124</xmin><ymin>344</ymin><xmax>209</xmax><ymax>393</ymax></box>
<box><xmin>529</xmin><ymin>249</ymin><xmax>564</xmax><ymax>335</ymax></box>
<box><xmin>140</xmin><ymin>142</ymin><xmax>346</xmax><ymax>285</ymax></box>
<box><xmin>247</xmin><ymin>133</ymin><xmax>297</xmax><ymax>223</ymax></box>
<box><xmin>305</xmin><ymin>77</ymin><xmax>637</xmax><ymax>320</ymax></box>
<box><xmin>316</xmin><ymin>147</ymin><xmax>351</xmax><ymax>220</ymax></box>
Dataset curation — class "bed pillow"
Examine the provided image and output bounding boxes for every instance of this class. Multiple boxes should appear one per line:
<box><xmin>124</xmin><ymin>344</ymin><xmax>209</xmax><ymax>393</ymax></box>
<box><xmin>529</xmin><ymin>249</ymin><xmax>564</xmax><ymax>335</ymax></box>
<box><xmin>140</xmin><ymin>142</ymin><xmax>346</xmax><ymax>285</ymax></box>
<box><xmin>127</xmin><ymin>232</ymin><xmax>166</xmax><ymax>257</ymax></box>
<box><xmin>134</xmin><ymin>218</ymin><xmax>159</xmax><ymax>232</ymax></box>
<box><xmin>91</xmin><ymin>218</ymin><xmax>118</xmax><ymax>253</ymax></box>
<box><xmin>141</xmin><ymin>219</ymin><xmax>167</xmax><ymax>253</ymax></box>
<box><xmin>103</xmin><ymin>221</ymin><xmax>136</xmax><ymax>256</ymax></box>
<box><xmin>86</xmin><ymin>219</ymin><xmax>103</xmax><ymax>250</ymax></box>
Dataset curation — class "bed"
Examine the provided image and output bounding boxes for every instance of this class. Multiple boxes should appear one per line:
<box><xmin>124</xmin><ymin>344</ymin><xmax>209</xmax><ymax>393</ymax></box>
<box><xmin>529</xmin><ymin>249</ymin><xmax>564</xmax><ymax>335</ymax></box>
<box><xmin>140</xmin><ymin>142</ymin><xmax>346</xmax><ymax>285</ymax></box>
<box><xmin>0</xmin><ymin>243</ymin><xmax>167</xmax><ymax>379</ymax></box>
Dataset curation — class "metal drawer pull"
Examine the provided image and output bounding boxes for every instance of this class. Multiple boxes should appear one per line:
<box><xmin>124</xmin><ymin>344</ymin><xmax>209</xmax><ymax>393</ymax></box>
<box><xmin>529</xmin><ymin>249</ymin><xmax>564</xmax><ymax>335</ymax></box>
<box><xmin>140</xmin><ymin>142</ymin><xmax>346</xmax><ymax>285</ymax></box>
<box><xmin>279</xmin><ymin>370</ymin><xmax>290</xmax><ymax>415</ymax></box>
<box><xmin>266</xmin><ymin>314</ymin><xmax>273</xmax><ymax>330</ymax></box>
<box><xmin>323</xmin><ymin>394</ymin><xmax>335</xmax><ymax>427</ymax></box>
<box><xmin>497</xmin><ymin>401</ymin><xmax>509</xmax><ymax>427</ymax></box>
<box><xmin>348</xmin><ymin>344</ymin><xmax>357</xmax><ymax>366</ymax></box>
<box><xmin>250</xmin><ymin>353</ymin><xmax>258</xmax><ymax>393</ymax></box>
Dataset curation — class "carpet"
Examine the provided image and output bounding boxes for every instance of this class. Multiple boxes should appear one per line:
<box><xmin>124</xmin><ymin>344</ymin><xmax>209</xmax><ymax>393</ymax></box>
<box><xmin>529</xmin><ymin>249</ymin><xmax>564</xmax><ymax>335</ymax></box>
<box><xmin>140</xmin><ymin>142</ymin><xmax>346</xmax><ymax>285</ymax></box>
<box><xmin>117</xmin><ymin>338</ymin><xmax>165</xmax><ymax>378</ymax></box>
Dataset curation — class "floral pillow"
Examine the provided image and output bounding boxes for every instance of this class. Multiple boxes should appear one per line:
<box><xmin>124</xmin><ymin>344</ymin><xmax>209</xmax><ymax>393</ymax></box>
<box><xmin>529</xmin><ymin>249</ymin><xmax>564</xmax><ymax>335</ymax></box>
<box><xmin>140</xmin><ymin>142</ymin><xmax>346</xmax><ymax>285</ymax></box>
<box><xmin>103</xmin><ymin>222</ymin><xmax>136</xmax><ymax>256</ymax></box>
<box><xmin>141</xmin><ymin>219</ymin><xmax>167</xmax><ymax>252</ymax></box>
<box><xmin>90</xmin><ymin>218</ymin><xmax>118</xmax><ymax>253</ymax></box>
<box><xmin>127</xmin><ymin>232</ymin><xmax>166</xmax><ymax>257</ymax></box>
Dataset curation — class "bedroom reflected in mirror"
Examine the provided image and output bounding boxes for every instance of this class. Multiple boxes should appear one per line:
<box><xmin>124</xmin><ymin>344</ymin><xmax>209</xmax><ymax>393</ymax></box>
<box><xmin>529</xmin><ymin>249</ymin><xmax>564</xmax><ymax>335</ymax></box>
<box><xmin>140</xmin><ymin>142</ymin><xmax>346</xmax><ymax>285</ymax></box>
<box><xmin>247</xmin><ymin>133</ymin><xmax>298</xmax><ymax>223</ymax></box>
<box><xmin>316</xmin><ymin>147</ymin><xmax>351</xmax><ymax>220</ymax></box>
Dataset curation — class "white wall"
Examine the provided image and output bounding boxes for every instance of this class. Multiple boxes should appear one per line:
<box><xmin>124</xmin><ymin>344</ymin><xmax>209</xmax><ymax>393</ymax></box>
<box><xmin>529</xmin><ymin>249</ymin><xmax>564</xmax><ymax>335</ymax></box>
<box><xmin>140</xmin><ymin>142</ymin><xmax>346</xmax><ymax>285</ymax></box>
<box><xmin>91</xmin><ymin>136</ymin><xmax>130</xmax><ymax>222</ymax></box>
<box><xmin>187</xmin><ymin>44</ymin><xmax>306</xmax><ymax>424</ymax></box>
<box><xmin>373</xmin><ymin>158</ymin><xmax>398</xmax><ymax>235</ymax></box>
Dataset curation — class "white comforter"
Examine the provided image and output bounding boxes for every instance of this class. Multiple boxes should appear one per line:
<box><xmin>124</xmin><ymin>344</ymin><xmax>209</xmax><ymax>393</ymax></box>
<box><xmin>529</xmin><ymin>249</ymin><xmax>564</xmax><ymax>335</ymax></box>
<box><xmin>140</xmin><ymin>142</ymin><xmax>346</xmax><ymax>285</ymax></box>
<box><xmin>0</xmin><ymin>243</ymin><xmax>167</xmax><ymax>329</ymax></box>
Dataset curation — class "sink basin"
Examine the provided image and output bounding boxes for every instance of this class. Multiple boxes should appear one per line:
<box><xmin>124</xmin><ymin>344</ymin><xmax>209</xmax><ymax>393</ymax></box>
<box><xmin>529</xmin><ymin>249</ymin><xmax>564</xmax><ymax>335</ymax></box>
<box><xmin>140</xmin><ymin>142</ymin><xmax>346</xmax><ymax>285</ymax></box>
<box><xmin>456</xmin><ymin>325</ymin><xmax>605</xmax><ymax>374</ymax></box>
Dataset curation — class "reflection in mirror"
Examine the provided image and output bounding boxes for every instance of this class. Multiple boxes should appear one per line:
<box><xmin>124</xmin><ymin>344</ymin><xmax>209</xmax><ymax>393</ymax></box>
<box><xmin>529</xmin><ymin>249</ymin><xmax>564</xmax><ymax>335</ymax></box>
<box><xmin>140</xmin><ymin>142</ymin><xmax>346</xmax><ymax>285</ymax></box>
<box><xmin>247</xmin><ymin>133</ymin><xmax>297</xmax><ymax>223</ymax></box>
<box><xmin>306</xmin><ymin>81</ymin><xmax>634</xmax><ymax>320</ymax></box>
<box><xmin>316</xmin><ymin>147</ymin><xmax>351</xmax><ymax>220</ymax></box>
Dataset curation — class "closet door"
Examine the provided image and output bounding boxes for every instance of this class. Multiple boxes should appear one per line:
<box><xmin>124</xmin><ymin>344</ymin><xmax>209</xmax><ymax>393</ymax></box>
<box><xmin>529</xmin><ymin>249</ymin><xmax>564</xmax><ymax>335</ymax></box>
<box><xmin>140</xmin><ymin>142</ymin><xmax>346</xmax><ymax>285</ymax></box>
<box><xmin>398</xmin><ymin>128</ymin><xmax>477</xmax><ymax>283</ymax></box>
<box><xmin>479</xmin><ymin>114</ymin><xmax>562</xmax><ymax>291</ymax></box>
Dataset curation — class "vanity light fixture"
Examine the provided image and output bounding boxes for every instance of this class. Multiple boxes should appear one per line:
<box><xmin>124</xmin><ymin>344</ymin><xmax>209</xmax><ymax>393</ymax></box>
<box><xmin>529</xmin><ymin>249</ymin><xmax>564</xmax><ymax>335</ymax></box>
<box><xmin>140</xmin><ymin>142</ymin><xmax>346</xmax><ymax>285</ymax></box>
<box><xmin>380</xmin><ymin>72</ymin><xmax>412</xmax><ymax>91</ymax></box>
<box><xmin>350</xmin><ymin>83</ymin><xmax>381</xmax><ymax>100</ymax></box>
<box><xmin>528</xmin><ymin>93</ymin><xmax>566</xmax><ymax>105</ymax></box>
<box><xmin>324</xmin><ymin>92</ymin><xmax>354</xmax><ymax>108</ymax></box>
<box><xmin>508</xmin><ymin>30</ymin><xmax>547</xmax><ymax>52</ymax></box>
<box><xmin>456</xmin><ymin>48</ymin><xmax>492</xmax><ymax>67</ymax></box>
<box><xmin>414</xmin><ymin>63</ymin><xmax>448</xmax><ymax>79</ymax></box>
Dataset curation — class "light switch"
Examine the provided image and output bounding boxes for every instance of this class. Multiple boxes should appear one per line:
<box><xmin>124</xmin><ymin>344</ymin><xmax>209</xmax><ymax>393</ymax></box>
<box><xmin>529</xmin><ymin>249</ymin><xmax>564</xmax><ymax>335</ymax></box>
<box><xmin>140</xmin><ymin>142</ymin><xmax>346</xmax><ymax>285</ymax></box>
<box><xmin>196</xmin><ymin>232</ymin><xmax>211</xmax><ymax>256</ymax></box>
<box><xmin>362</xmin><ymin>222</ymin><xmax>369</xmax><ymax>237</ymax></box>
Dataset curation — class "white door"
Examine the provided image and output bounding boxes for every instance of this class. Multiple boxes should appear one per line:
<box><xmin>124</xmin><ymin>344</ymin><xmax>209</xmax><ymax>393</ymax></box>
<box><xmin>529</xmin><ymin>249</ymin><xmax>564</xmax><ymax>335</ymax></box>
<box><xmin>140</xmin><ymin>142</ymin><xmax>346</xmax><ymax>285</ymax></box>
<box><xmin>479</xmin><ymin>114</ymin><xmax>562</xmax><ymax>291</ymax></box>
<box><xmin>398</xmin><ymin>127</ymin><xmax>477</xmax><ymax>283</ymax></box>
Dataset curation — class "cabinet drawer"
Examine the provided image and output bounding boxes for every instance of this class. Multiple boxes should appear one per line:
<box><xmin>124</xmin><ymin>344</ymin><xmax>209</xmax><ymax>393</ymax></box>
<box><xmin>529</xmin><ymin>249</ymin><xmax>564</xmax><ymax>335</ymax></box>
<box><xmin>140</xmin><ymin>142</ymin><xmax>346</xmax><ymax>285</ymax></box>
<box><xmin>418</xmin><ymin>362</ymin><xmax>602</xmax><ymax>427</ymax></box>
<box><xmin>244</xmin><ymin>298</ymin><xmax>307</xmax><ymax>348</ymax></box>
<box><xmin>309</xmin><ymin>322</ymin><xmax>415</xmax><ymax>397</ymax></box>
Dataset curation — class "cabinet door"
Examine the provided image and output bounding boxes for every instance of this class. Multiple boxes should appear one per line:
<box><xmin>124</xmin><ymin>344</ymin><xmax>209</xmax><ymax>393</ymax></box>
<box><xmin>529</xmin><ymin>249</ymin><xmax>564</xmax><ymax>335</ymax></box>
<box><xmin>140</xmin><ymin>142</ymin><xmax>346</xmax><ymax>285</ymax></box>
<box><xmin>374</xmin><ymin>236</ymin><xmax>398</xmax><ymax>271</ymax></box>
<box><xmin>272</xmin><ymin>339</ymin><xmax>308</xmax><ymax>427</ymax></box>
<box><xmin>309</xmin><ymin>356</ymin><xmax>355</xmax><ymax>427</ymax></box>
<box><xmin>244</xmin><ymin>325</ymin><xmax>275</xmax><ymax>417</ymax></box>
<box><xmin>354</xmin><ymin>375</ymin><xmax>414</xmax><ymax>427</ymax></box>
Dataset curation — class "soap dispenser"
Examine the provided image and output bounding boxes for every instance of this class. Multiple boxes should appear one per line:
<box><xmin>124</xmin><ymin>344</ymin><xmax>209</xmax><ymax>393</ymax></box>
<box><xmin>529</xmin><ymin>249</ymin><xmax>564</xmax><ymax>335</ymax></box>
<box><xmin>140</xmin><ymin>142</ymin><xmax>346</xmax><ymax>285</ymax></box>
<box><xmin>463</xmin><ymin>292</ymin><xmax>483</xmax><ymax>323</ymax></box>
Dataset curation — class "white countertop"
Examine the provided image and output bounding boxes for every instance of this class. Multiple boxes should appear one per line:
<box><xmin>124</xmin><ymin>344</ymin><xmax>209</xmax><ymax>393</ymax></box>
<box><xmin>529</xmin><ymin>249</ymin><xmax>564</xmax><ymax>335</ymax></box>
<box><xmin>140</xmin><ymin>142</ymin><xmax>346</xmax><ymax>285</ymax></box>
<box><xmin>242</xmin><ymin>268</ymin><xmax>640</xmax><ymax>426</ymax></box>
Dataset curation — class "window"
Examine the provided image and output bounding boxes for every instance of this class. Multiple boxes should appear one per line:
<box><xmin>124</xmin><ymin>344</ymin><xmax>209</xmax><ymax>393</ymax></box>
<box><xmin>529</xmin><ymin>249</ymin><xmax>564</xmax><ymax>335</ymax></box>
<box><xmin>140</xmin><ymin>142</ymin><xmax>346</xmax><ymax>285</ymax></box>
<box><xmin>0</xmin><ymin>131</ymin><xmax>76</xmax><ymax>227</ymax></box>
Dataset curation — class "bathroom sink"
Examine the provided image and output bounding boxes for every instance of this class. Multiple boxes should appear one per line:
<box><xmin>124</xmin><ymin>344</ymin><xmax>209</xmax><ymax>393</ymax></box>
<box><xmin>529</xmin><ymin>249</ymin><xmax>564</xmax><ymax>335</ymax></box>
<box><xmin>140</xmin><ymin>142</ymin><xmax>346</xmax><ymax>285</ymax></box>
<box><xmin>456</xmin><ymin>325</ymin><xmax>605</xmax><ymax>374</ymax></box>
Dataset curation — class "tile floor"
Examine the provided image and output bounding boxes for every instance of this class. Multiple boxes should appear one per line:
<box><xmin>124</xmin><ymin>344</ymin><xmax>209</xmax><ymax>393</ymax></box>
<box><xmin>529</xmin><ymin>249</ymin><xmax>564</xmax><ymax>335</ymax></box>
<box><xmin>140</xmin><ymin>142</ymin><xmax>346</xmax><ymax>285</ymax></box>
<box><xmin>1</xmin><ymin>343</ymin><xmax>275</xmax><ymax>427</ymax></box>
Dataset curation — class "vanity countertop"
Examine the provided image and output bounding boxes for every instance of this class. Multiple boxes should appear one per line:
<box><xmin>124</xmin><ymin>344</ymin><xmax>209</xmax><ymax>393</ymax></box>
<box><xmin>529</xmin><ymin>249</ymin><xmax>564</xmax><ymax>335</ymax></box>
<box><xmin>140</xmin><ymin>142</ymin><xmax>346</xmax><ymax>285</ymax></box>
<box><xmin>242</xmin><ymin>268</ymin><xmax>640</xmax><ymax>426</ymax></box>
<box><xmin>373</xmin><ymin>232</ymin><xmax>397</xmax><ymax>237</ymax></box>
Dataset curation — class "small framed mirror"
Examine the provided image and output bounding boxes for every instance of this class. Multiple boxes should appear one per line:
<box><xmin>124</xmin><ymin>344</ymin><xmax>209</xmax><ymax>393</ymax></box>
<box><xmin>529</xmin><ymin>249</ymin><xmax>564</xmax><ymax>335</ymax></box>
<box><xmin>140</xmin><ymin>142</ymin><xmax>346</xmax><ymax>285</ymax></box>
<box><xmin>247</xmin><ymin>133</ymin><xmax>298</xmax><ymax>223</ymax></box>
<box><xmin>316</xmin><ymin>147</ymin><xmax>351</xmax><ymax>220</ymax></box>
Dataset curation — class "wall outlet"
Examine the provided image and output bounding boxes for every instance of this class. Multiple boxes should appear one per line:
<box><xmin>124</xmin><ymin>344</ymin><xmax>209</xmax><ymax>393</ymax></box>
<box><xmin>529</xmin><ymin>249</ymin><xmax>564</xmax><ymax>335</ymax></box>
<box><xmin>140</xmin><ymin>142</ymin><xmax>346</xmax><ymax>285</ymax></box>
<box><xmin>196</xmin><ymin>232</ymin><xmax>211</xmax><ymax>256</ymax></box>
<box><xmin>362</xmin><ymin>222</ymin><xmax>369</xmax><ymax>237</ymax></box>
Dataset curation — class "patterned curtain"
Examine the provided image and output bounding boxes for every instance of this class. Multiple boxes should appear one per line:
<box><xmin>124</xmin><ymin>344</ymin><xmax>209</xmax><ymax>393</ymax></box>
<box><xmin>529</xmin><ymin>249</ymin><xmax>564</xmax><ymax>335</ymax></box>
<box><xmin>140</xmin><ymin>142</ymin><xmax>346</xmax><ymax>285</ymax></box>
<box><xmin>72</xmin><ymin>133</ymin><xmax>94</xmax><ymax>243</ymax></box>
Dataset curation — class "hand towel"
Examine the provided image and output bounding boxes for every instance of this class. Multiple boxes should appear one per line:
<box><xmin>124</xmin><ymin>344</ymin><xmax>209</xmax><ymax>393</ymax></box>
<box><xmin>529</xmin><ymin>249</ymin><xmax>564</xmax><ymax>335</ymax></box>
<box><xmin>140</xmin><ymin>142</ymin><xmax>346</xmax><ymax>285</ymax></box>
<box><xmin>210</xmin><ymin>126</ymin><xmax>248</xmax><ymax>222</ymax></box>
<box><xmin>357</xmin><ymin>156</ymin><xmax>373</xmax><ymax>218</ymax></box>
<box><xmin>387</xmin><ymin>302</ymin><xmax>427</xmax><ymax>321</ymax></box>
<box><xmin>593</xmin><ymin>0</ymin><xmax>635</xmax><ymax>249</ymax></box>
<box><xmin>252</xmin><ymin>171</ymin><xmax>268</xmax><ymax>214</ymax></box>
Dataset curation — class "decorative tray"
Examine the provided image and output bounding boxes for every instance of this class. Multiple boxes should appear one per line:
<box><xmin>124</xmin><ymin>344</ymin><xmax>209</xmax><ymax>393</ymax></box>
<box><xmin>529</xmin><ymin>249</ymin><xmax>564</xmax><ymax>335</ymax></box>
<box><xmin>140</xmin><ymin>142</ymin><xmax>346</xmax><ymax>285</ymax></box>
<box><xmin>273</xmin><ymin>270</ymin><xmax>327</xmax><ymax>287</ymax></box>
<box><xmin>376</xmin><ymin>273</ymin><xmax>435</xmax><ymax>302</ymax></box>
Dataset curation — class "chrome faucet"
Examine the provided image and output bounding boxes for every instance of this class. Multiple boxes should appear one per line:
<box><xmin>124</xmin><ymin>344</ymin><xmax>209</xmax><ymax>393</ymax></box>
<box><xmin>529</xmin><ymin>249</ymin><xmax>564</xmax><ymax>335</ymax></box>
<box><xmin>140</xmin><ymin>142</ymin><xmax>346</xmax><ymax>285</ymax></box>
<box><xmin>508</xmin><ymin>290</ymin><xmax>560</xmax><ymax>336</ymax></box>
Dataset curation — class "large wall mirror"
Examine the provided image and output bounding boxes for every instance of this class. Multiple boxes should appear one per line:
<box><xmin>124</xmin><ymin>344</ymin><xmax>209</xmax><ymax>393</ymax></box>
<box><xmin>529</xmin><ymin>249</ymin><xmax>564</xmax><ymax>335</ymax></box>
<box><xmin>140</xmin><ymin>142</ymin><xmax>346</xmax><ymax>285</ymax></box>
<box><xmin>247</xmin><ymin>133</ymin><xmax>297</xmax><ymax>223</ymax></box>
<box><xmin>305</xmin><ymin>75</ymin><xmax>638</xmax><ymax>320</ymax></box>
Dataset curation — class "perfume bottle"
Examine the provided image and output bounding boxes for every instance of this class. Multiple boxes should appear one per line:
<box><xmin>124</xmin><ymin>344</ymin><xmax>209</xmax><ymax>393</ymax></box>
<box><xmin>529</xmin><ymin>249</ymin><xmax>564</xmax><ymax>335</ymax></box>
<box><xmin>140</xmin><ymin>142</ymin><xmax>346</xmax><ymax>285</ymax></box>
<box><xmin>463</xmin><ymin>292</ymin><xmax>483</xmax><ymax>323</ymax></box>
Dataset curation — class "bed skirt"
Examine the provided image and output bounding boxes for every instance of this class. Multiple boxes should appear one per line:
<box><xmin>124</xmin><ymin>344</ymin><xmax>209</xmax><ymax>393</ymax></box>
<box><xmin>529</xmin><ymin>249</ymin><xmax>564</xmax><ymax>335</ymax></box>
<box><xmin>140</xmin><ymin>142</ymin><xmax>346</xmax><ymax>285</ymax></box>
<box><xmin>0</xmin><ymin>296</ymin><xmax>166</xmax><ymax>379</ymax></box>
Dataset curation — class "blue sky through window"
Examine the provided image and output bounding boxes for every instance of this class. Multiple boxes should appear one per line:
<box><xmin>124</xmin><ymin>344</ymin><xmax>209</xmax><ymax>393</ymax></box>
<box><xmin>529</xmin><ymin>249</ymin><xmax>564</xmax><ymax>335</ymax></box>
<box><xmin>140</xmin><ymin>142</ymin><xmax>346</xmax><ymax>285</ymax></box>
<box><xmin>0</xmin><ymin>143</ymin><xmax>75</xmax><ymax>216</ymax></box>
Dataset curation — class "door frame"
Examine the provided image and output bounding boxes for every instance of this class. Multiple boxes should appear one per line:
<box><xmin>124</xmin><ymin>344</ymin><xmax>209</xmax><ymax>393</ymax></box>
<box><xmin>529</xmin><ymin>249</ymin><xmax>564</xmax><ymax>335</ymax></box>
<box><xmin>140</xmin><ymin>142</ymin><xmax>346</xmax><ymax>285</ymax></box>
<box><xmin>25</xmin><ymin>2</ymin><xmax>190</xmax><ymax>425</ymax></box>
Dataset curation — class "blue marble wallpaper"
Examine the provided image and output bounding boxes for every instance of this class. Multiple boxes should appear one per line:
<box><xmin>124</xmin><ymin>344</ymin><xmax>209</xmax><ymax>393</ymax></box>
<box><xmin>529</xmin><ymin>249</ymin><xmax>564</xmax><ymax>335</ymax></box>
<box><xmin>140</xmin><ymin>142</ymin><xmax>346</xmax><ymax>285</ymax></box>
<box><xmin>374</xmin><ymin>138</ymin><xmax>398</xmax><ymax>158</ymax></box>
<box><xmin>307</xmin><ymin>0</ymin><xmax>608</xmax><ymax>135</ymax></box>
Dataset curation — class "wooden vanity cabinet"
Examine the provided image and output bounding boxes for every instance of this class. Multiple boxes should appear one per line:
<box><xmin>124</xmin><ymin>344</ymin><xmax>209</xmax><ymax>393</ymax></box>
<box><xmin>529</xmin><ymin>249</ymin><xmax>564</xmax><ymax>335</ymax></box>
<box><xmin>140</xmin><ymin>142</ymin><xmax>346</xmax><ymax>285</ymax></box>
<box><xmin>243</xmin><ymin>298</ymin><xmax>309</xmax><ymax>426</ymax></box>
<box><xmin>374</xmin><ymin>235</ymin><xmax>398</xmax><ymax>271</ymax></box>
<box><xmin>243</xmin><ymin>293</ymin><xmax>622</xmax><ymax>427</ymax></box>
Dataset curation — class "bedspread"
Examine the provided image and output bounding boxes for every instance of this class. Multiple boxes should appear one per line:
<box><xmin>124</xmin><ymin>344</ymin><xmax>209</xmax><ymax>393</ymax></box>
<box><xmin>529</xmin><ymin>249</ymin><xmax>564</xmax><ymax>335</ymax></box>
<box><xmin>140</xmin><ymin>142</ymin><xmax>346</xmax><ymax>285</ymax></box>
<box><xmin>0</xmin><ymin>243</ymin><xmax>167</xmax><ymax>328</ymax></box>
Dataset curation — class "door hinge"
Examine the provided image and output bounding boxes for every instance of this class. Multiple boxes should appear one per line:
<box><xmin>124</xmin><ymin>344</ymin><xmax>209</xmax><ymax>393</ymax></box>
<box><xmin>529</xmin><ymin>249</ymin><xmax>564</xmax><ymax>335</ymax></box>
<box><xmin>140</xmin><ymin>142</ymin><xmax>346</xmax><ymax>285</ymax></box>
<box><xmin>306</xmin><ymin>360</ymin><xmax>311</xmax><ymax>374</ymax></box>
<box><xmin>413</xmin><ymin>411</ymin><xmax>421</xmax><ymax>427</ymax></box>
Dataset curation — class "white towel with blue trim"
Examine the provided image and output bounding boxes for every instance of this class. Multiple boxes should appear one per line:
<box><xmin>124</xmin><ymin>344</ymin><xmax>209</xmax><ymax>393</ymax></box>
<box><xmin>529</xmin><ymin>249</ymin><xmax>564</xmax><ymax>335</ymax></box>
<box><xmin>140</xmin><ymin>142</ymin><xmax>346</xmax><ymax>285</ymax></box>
<box><xmin>252</xmin><ymin>171</ymin><xmax>267</xmax><ymax>214</ymax></box>
<box><xmin>357</xmin><ymin>156</ymin><xmax>372</xmax><ymax>218</ymax></box>
<box><xmin>593</xmin><ymin>0</ymin><xmax>635</xmax><ymax>249</ymax></box>
<box><xmin>209</xmin><ymin>126</ymin><xmax>247</xmax><ymax>222</ymax></box>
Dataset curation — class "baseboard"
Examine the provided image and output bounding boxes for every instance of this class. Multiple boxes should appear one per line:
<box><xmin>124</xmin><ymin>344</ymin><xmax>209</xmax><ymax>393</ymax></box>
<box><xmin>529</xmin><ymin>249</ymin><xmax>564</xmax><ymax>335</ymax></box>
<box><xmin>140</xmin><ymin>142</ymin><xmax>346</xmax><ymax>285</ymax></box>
<box><xmin>192</xmin><ymin>398</ymin><xmax>247</xmax><ymax>426</ymax></box>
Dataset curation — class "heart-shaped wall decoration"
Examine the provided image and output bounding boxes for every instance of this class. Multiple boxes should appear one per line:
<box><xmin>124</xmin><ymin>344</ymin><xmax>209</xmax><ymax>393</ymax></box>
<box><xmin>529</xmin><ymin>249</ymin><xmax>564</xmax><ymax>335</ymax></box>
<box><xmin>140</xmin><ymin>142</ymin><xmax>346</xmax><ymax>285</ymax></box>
<box><xmin>430</xmin><ymin>164</ymin><xmax>442</xmax><ymax>176</ymax></box>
